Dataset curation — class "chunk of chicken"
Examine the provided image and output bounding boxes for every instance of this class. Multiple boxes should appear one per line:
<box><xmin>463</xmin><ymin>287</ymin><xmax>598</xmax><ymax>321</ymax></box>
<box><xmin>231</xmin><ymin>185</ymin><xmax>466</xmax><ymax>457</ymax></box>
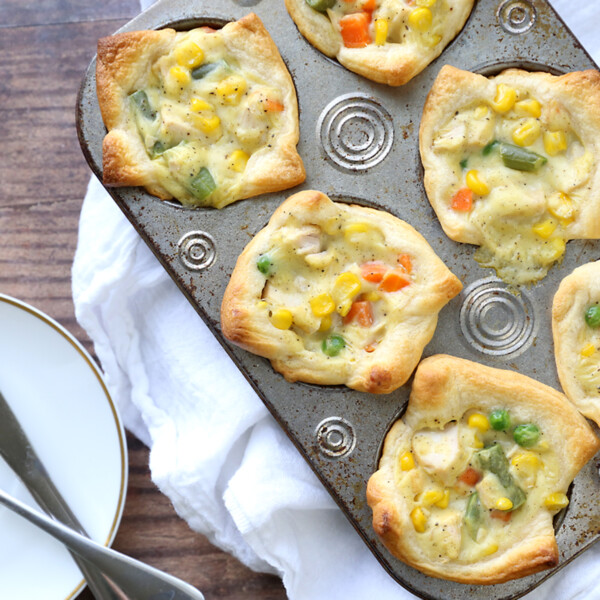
<box><xmin>412</xmin><ymin>423</ymin><xmax>469</xmax><ymax>485</ymax></box>
<box><xmin>425</xmin><ymin>509</ymin><xmax>462</xmax><ymax>560</ymax></box>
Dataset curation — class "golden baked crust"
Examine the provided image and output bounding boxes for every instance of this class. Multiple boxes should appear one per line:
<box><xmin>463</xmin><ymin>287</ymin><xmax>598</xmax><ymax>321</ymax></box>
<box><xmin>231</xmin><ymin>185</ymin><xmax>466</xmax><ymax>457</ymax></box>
<box><xmin>96</xmin><ymin>14</ymin><xmax>305</xmax><ymax>208</ymax></box>
<box><xmin>420</xmin><ymin>65</ymin><xmax>600</xmax><ymax>285</ymax></box>
<box><xmin>221</xmin><ymin>191</ymin><xmax>462</xmax><ymax>393</ymax></box>
<box><xmin>552</xmin><ymin>261</ymin><xmax>600</xmax><ymax>426</ymax></box>
<box><xmin>284</xmin><ymin>0</ymin><xmax>474</xmax><ymax>86</ymax></box>
<box><xmin>367</xmin><ymin>355</ymin><xmax>599</xmax><ymax>583</ymax></box>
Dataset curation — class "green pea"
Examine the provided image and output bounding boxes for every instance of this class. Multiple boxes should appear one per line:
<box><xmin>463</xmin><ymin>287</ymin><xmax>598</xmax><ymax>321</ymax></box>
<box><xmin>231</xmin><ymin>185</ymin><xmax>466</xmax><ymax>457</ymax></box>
<box><xmin>460</xmin><ymin>158</ymin><xmax>468</xmax><ymax>169</ymax></box>
<box><xmin>322</xmin><ymin>335</ymin><xmax>345</xmax><ymax>357</ymax></box>
<box><xmin>489</xmin><ymin>409</ymin><xmax>510</xmax><ymax>431</ymax></box>
<box><xmin>513</xmin><ymin>424</ymin><xmax>540</xmax><ymax>447</ymax></box>
<box><xmin>257</xmin><ymin>255</ymin><xmax>272</xmax><ymax>275</ymax></box>
<box><xmin>585</xmin><ymin>304</ymin><xmax>600</xmax><ymax>328</ymax></box>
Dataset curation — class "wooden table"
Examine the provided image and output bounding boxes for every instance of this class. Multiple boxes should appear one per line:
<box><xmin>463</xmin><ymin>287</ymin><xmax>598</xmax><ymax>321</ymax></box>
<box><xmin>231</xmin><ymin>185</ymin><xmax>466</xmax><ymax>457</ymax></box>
<box><xmin>0</xmin><ymin>1</ymin><xmax>286</xmax><ymax>598</ymax></box>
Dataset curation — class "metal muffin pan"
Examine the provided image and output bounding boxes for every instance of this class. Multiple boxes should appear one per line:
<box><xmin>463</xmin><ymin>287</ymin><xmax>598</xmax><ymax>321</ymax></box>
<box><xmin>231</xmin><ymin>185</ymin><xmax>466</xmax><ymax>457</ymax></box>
<box><xmin>76</xmin><ymin>1</ymin><xmax>600</xmax><ymax>598</ymax></box>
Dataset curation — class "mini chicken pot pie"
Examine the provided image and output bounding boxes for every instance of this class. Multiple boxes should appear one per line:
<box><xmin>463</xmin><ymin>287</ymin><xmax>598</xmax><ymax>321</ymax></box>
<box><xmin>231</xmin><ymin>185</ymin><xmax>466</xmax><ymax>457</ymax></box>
<box><xmin>96</xmin><ymin>13</ymin><xmax>305</xmax><ymax>208</ymax></box>
<box><xmin>367</xmin><ymin>355</ymin><xmax>600</xmax><ymax>584</ymax></box>
<box><xmin>284</xmin><ymin>0</ymin><xmax>474</xmax><ymax>86</ymax></box>
<box><xmin>220</xmin><ymin>191</ymin><xmax>462</xmax><ymax>393</ymax></box>
<box><xmin>420</xmin><ymin>65</ymin><xmax>600</xmax><ymax>286</ymax></box>
<box><xmin>552</xmin><ymin>260</ymin><xmax>600</xmax><ymax>427</ymax></box>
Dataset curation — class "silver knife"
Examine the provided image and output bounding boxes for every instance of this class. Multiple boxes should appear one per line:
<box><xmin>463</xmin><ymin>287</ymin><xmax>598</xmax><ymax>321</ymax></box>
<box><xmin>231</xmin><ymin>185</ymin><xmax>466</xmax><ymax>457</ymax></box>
<box><xmin>0</xmin><ymin>389</ymin><xmax>120</xmax><ymax>599</ymax></box>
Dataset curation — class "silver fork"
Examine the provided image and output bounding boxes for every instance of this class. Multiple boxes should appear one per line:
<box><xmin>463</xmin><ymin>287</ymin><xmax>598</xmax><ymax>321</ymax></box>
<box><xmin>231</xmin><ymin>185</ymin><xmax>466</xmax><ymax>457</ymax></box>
<box><xmin>0</xmin><ymin>390</ymin><xmax>204</xmax><ymax>600</ymax></box>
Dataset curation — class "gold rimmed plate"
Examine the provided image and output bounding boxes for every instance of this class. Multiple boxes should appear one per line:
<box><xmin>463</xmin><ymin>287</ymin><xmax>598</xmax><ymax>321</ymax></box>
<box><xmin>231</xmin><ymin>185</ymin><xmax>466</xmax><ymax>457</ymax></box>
<box><xmin>0</xmin><ymin>294</ymin><xmax>127</xmax><ymax>600</ymax></box>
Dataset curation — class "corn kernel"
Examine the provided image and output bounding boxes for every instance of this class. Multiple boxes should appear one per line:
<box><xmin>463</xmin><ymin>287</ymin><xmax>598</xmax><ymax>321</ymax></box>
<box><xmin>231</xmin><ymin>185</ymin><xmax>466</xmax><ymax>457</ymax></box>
<box><xmin>190</xmin><ymin>97</ymin><xmax>213</xmax><ymax>112</ymax></box>
<box><xmin>434</xmin><ymin>490</ymin><xmax>450</xmax><ymax>509</ymax></box>
<box><xmin>423</xmin><ymin>33</ymin><xmax>442</xmax><ymax>47</ymax></box>
<box><xmin>482</xmin><ymin>544</ymin><xmax>499</xmax><ymax>556</ymax></box>
<box><xmin>410</xmin><ymin>507</ymin><xmax>427</xmax><ymax>533</ymax></box>
<box><xmin>495</xmin><ymin>497</ymin><xmax>513</xmax><ymax>511</ymax></box>
<box><xmin>363</xmin><ymin>291</ymin><xmax>381</xmax><ymax>302</ymax></box>
<box><xmin>215</xmin><ymin>75</ymin><xmax>247</xmax><ymax>105</ymax></box>
<box><xmin>511</xmin><ymin>451</ymin><xmax>541</xmax><ymax>471</ymax></box>
<box><xmin>174</xmin><ymin>41</ymin><xmax>204</xmax><ymax>69</ymax></box>
<box><xmin>474</xmin><ymin>104</ymin><xmax>490</xmax><ymax>119</ymax></box>
<box><xmin>467</xmin><ymin>413</ymin><xmax>490</xmax><ymax>432</ymax></box>
<box><xmin>332</xmin><ymin>272</ymin><xmax>361</xmax><ymax>312</ymax></box>
<box><xmin>581</xmin><ymin>343</ymin><xmax>596</xmax><ymax>357</ymax></box>
<box><xmin>544</xmin><ymin>492</ymin><xmax>569</xmax><ymax>511</ymax></box>
<box><xmin>547</xmin><ymin>192</ymin><xmax>575</xmax><ymax>226</ymax></box>
<box><xmin>271</xmin><ymin>309</ymin><xmax>293</xmax><ymax>330</ymax></box>
<box><xmin>547</xmin><ymin>237</ymin><xmax>566</xmax><ymax>261</ymax></box>
<box><xmin>399</xmin><ymin>451</ymin><xmax>415</xmax><ymax>471</ymax></box>
<box><xmin>544</xmin><ymin>130</ymin><xmax>568</xmax><ymax>156</ymax></box>
<box><xmin>166</xmin><ymin>65</ymin><xmax>191</xmax><ymax>94</ymax></box>
<box><xmin>491</xmin><ymin>84</ymin><xmax>516</xmax><ymax>114</ymax></box>
<box><xmin>420</xmin><ymin>489</ymin><xmax>445</xmax><ymax>506</ymax></box>
<box><xmin>338</xmin><ymin>299</ymin><xmax>353</xmax><ymax>317</ymax></box>
<box><xmin>472</xmin><ymin>433</ymin><xmax>484</xmax><ymax>449</ymax></box>
<box><xmin>310</xmin><ymin>293</ymin><xmax>336</xmax><ymax>317</ymax></box>
<box><xmin>416</xmin><ymin>0</ymin><xmax>436</xmax><ymax>5</ymax></box>
<box><xmin>514</xmin><ymin>98</ymin><xmax>542</xmax><ymax>118</ymax></box>
<box><xmin>374</xmin><ymin>19</ymin><xmax>388</xmax><ymax>46</ymax></box>
<box><xmin>193</xmin><ymin>113</ymin><xmax>221</xmax><ymax>135</ymax></box>
<box><xmin>466</xmin><ymin>170</ymin><xmax>490</xmax><ymax>196</ymax></box>
<box><xmin>343</xmin><ymin>222</ymin><xmax>369</xmax><ymax>241</ymax></box>
<box><xmin>408</xmin><ymin>7</ymin><xmax>432</xmax><ymax>32</ymax></box>
<box><xmin>319</xmin><ymin>315</ymin><xmax>332</xmax><ymax>332</ymax></box>
<box><xmin>532</xmin><ymin>219</ymin><xmax>557</xmax><ymax>239</ymax></box>
<box><xmin>535</xmin><ymin>440</ymin><xmax>550</xmax><ymax>452</ymax></box>
<box><xmin>229</xmin><ymin>149</ymin><xmax>249</xmax><ymax>173</ymax></box>
<box><xmin>512</xmin><ymin>118</ymin><xmax>541</xmax><ymax>147</ymax></box>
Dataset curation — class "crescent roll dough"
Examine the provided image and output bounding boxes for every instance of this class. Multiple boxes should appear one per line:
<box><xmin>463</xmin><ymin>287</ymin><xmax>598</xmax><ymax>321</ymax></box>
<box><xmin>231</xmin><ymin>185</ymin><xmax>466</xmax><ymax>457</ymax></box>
<box><xmin>420</xmin><ymin>65</ymin><xmax>600</xmax><ymax>285</ymax></box>
<box><xmin>553</xmin><ymin>260</ymin><xmax>600</xmax><ymax>426</ymax></box>
<box><xmin>284</xmin><ymin>0</ymin><xmax>474</xmax><ymax>86</ymax></box>
<box><xmin>96</xmin><ymin>14</ymin><xmax>305</xmax><ymax>208</ymax></box>
<box><xmin>221</xmin><ymin>191</ymin><xmax>462</xmax><ymax>393</ymax></box>
<box><xmin>367</xmin><ymin>355</ymin><xmax>599</xmax><ymax>584</ymax></box>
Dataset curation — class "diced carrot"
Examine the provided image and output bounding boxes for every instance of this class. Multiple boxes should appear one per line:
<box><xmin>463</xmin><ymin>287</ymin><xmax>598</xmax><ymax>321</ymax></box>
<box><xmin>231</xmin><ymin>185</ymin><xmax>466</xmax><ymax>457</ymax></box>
<box><xmin>458</xmin><ymin>467</ymin><xmax>482</xmax><ymax>486</ymax></box>
<box><xmin>339</xmin><ymin>12</ymin><xmax>372</xmax><ymax>48</ymax></box>
<box><xmin>397</xmin><ymin>253</ymin><xmax>412</xmax><ymax>274</ymax></box>
<box><xmin>364</xmin><ymin>343</ymin><xmax>376</xmax><ymax>353</ymax></box>
<box><xmin>491</xmin><ymin>509</ymin><xmax>512</xmax><ymax>522</ymax></box>
<box><xmin>343</xmin><ymin>300</ymin><xmax>374</xmax><ymax>327</ymax></box>
<box><xmin>265</xmin><ymin>98</ymin><xmax>284</xmax><ymax>112</ymax></box>
<box><xmin>360</xmin><ymin>261</ymin><xmax>388</xmax><ymax>283</ymax></box>
<box><xmin>362</xmin><ymin>0</ymin><xmax>377</xmax><ymax>12</ymax></box>
<box><xmin>451</xmin><ymin>187</ymin><xmax>473</xmax><ymax>212</ymax></box>
<box><xmin>378</xmin><ymin>269</ymin><xmax>411</xmax><ymax>293</ymax></box>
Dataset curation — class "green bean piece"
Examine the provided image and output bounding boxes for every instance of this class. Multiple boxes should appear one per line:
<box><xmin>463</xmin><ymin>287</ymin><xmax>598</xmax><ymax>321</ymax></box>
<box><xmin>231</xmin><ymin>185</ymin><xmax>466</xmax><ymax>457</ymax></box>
<box><xmin>489</xmin><ymin>409</ymin><xmax>510</xmax><ymax>431</ymax></box>
<box><xmin>151</xmin><ymin>141</ymin><xmax>167</xmax><ymax>158</ymax></box>
<box><xmin>513</xmin><ymin>424</ymin><xmax>540</xmax><ymax>448</ymax></box>
<box><xmin>191</xmin><ymin>60</ymin><xmax>226</xmax><ymax>80</ymax></box>
<box><xmin>322</xmin><ymin>335</ymin><xmax>346</xmax><ymax>357</ymax></box>
<box><xmin>305</xmin><ymin>0</ymin><xmax>335</xmax><ymax>12</ymax></box>
<box><xmin>257</xmin><ymin>255</ymin><xmax>273</xmax><ymax>275</ymax></box>
<box><xmin>585</xmin><ymin>304</ymin><xmax>600</xmax><ymax>328</ymax></box>
<box><xmin>189</xmin><ymin>167</ymin><xmax>217</xmax><ymax>201</ymax></box>
<box><xmin>482</xmin><ymin>140</ymin><xmax>499</xmax><ymax>156</ymax></box>
<box><xmin>129</xmin><ymin>90</ymin><xmax>156</xmax><ymax>120</ymax></box>
<box><xmin>464</xmin><ymin>492</ymin><xmax>482</xmax><ymax>541</ymax></box>
<box><xmin>499</xmin><ymin>143</ymin><xmax>547</xmax><ymax>171</ymax></box>
<box><xmin>476</xmin><ymin>443</ymin><xmax>526</xmax><ymax>510</ymax></box>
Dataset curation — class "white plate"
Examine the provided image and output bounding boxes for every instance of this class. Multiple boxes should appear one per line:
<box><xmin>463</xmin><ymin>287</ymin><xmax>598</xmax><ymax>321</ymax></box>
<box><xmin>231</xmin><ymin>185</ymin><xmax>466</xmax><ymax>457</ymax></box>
<box><xmin>0</xmin><ymin>294</ymin><xmax>127</xmax><ymax>599</ymax></box>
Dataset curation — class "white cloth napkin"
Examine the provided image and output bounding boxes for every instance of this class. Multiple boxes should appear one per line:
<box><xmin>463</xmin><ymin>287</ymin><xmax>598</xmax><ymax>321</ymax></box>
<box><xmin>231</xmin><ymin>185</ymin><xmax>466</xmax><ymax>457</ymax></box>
<box><xmin>72</xmin><ymin>2</ymin><xmax>600</xmax><ymax>598</ymax></box>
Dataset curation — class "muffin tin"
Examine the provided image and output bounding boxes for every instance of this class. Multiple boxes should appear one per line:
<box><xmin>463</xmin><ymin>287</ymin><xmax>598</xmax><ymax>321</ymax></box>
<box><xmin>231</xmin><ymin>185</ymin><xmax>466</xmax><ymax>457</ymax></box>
<box><xmin>76</xmin><ymin>1</ymin><xmax>600</xmax><ymax>598</ymax></box>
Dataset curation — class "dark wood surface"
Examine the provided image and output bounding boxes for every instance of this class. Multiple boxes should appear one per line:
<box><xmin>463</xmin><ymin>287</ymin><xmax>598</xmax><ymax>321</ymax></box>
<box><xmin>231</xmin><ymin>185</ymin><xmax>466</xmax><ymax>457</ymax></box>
<box><xmin>0</xmin><ymin>1</ymin><xmax>287</xmax><ymax>598</ymax></box>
